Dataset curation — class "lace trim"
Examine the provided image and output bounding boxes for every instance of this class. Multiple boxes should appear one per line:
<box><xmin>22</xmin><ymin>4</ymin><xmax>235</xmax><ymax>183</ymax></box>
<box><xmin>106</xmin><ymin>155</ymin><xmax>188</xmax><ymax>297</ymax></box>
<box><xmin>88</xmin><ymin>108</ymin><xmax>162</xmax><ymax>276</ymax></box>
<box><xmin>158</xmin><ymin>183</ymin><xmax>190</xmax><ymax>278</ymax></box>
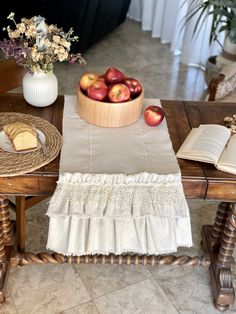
<box><xmin>47</xmin><ymin>172</ymin><xmax>188</xmax><ymax>218</ymax></box>
<box><xmin>46</xmin><ymin>245</ymin><xmax>193</xmax><ymax>257</ymax></box>
<box><xmin>58</xmin><ymin>172</ymin><xmax>182</xmax><ymax>184</ymax></box>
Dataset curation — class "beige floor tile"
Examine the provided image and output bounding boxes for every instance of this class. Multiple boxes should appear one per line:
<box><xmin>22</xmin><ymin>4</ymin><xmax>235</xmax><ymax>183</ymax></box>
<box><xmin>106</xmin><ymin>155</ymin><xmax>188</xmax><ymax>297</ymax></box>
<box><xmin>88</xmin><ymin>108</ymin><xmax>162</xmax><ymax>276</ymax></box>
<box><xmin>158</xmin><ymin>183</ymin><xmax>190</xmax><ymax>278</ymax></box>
<box><xmin>0</xmin><ymin>295</ymin><xmax>17</xmax><ymax>314</ymax></box>
<box><xmin>75</xmin><ymin>264</ymin><xmax>152</xmax><ymax>298</ymax></box>
<box><xmin>94</xmin><ymin>278</ymin><xmax>178</xmax><ymax>314</ymax></box>
<box><xmin>61</xmin><ymin>301</ymin><xmax>99</xmax><ymax>314</ymax></box>
<box><xmin>8</xmin><ymin>264</ymin><xmax>91</xmax><ymax>314</ymax></box>
<box><xmin>153</xmin><ymin>266</ymin><xmax>236</xmax><ymax>314</ymax></box>
<box><xmin>25</xmin><ymin>199</ymin><xmax>49</xmax><ymax>252</ymax></box>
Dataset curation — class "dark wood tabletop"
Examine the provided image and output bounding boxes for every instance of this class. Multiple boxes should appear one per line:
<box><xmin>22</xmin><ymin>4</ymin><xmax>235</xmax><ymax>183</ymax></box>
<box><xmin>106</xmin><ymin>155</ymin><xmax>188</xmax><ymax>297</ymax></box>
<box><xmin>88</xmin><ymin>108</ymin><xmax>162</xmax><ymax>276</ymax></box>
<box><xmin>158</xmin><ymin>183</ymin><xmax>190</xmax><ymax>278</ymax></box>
<box><xmin>0</xmin><ymin>93</ymin><xmax>236</xmax><ymax>201</ymax></box>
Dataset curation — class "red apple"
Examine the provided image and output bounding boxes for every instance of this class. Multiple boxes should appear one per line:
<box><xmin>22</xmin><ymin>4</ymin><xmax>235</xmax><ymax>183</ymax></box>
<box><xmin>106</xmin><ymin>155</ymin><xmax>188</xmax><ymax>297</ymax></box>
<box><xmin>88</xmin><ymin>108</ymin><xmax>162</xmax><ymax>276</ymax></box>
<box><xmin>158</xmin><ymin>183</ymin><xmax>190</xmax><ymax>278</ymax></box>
<box><xmin>98</xmin><ymin>76</ymin><xmax>106</xmax><ymax>84</ymax></box>
<box><xmin>80</xmin><ymin>73</ymin><xmax>99</xmax><ymax>91</ymax></box>
<box><xmin>87</xmin><ymin>80</ymin><xmax>108</xmax><ymax>101</ymax></box>
<box><xmin>108</xmin><ymin>83</ymin><xmax>130</xmax><ymax>103</ymax></box>
<box><xmin>105</xmin><ymin>67</ymin><xmax>124</xmax><ymax>84</ymax></box>
<box><xmin>144</xmin><ymin>106</ymin><xmax>165</xmax><ymax>127</ymax></box>
<box><xmin>124</xmin><ymin>78</ymin><xmax>142</xmax><ymax>95</ymax></box>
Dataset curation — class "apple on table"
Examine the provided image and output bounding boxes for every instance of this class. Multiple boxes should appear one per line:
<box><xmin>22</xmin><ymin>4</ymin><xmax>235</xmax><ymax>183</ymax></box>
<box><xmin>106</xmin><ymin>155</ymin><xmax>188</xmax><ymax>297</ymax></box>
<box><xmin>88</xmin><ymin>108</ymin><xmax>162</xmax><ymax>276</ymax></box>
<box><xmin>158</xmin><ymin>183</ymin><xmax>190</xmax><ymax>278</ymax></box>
<box><xmin>144</xmin><ymin>106</ymin><xmax>165</xmax><ymax>127</ymax></box>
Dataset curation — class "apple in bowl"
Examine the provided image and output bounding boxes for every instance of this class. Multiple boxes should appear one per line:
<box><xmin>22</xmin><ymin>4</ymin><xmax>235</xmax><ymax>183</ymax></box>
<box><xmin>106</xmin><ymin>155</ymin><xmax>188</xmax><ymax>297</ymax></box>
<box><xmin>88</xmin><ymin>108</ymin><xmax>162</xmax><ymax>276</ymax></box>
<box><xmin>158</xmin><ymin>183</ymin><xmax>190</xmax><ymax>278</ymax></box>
<box><xmin>124</xmin><ymin>78</ymin><xmax>142</xmax><ymax>96</ymax></box>
<box><xmin>105</xmin><ymin>67</ymin><xmax>124</xmax><ymax>84</ymax></box>
<box><xmin>87</xmin><ymin>80</ymin><xmax>108</xmax><ymax>101</ymax></box>
<box><xmin>108</xmin><ymin>84</ymin><xmax>130</xmax><ymax>103</ymax></box>
<box><xmin>80</xmin><ymin>73</ymin><xmax>99</xmax><ymax>91</ymax></box>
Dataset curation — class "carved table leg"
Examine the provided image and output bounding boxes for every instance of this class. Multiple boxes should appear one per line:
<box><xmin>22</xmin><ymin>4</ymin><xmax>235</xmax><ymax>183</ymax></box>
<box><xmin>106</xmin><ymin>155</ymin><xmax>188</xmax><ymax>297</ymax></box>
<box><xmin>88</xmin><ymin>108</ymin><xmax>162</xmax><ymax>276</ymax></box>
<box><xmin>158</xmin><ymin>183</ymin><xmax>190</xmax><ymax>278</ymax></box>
<box><xmin>0</xmin><ymin>198</ymin><xmax>13</xmax><ymax>246</ymax></box>
<box><xmin>213</xmin><ymin>203</ymin><xmax>236</xmax><ymax>311</ymax></box>
<box><xmin>202</xmin><ymin>202</ymin><xmax>236</xmax><ymax>311</ymax></box>
<box><xmin>211</xmin><ymin>203</ymin><xmax>231</xmax><ymax>250</ymax></box>
<box><xmin>202</xmin><ymin>203</ymin><xmax>230</xmax><ymax>254</ymax></box>
<box><xmin>0</xmin><ymin>197</ymin><xmax>13</xmax><ymax>303</ymax></box>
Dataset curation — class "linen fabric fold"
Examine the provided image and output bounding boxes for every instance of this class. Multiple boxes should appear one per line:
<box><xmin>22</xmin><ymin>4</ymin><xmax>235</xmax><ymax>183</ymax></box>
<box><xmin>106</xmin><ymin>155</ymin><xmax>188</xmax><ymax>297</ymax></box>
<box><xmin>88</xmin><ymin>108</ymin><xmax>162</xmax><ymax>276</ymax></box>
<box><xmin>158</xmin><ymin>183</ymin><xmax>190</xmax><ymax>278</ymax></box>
<box><xmin>46</xmin><ymin>95</ymin><xmax>192</xmax><ymax>255</ymax></box>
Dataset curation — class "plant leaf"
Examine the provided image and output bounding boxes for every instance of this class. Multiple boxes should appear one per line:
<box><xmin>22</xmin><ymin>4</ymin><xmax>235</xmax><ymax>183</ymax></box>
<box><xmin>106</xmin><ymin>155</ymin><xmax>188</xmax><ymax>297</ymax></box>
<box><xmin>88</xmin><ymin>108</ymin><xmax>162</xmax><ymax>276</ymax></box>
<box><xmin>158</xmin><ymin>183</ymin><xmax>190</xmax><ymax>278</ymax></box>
<box><xmin>210</xmin><ymin>0</ymin><xmax>236</xmax><ymax>8</ymax></box>
<box><xmin>192</xmin><ymin>3</ymin><xmax>211</xmax><ymax>39</ymax></box>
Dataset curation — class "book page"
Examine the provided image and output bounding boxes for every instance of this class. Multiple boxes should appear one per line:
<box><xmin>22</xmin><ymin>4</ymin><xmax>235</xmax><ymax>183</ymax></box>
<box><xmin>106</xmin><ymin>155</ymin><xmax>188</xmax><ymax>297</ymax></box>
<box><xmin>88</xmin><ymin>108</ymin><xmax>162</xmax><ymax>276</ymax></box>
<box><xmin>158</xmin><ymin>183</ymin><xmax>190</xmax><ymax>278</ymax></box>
<box><xmin>177</xmin><ymin>124</ymin><xmax>231</xmax><ymax>164</ymax></box>
<box><xmin>218</xmin><ymin>134</ymin><xmax>236</xmax><ymax>175</ymax></box>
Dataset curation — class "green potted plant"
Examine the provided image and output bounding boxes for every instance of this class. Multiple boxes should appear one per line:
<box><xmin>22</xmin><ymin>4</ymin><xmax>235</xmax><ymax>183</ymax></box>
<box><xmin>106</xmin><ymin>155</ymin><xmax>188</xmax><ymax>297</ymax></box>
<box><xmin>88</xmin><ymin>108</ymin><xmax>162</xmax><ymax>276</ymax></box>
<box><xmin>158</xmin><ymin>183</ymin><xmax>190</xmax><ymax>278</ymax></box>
<box><xmin>185</xmin><ymin>0</ymin><xmax>236</xmax><ymax>59</ymax></box>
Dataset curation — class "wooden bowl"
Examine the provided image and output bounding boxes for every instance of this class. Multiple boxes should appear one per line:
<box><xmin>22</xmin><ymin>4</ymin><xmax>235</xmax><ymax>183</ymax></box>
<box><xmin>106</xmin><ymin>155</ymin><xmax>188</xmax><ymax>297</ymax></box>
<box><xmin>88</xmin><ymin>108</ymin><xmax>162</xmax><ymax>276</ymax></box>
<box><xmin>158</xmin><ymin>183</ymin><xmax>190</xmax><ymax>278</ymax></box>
<box><xmin>77</xmin><ymin>87</ymin><xmax>144</xmax><ymax>128</ymax></box>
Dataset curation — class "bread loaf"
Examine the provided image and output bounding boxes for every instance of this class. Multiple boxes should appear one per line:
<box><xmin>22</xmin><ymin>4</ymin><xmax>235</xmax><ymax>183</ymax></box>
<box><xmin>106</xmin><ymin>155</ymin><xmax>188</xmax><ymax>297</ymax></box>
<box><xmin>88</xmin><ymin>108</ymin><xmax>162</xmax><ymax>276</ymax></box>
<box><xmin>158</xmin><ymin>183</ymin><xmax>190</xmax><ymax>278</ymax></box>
<box><xmin>3</xmin><ymin>122</ymin><xmax>38</xmax><ymax>151</ymax></box>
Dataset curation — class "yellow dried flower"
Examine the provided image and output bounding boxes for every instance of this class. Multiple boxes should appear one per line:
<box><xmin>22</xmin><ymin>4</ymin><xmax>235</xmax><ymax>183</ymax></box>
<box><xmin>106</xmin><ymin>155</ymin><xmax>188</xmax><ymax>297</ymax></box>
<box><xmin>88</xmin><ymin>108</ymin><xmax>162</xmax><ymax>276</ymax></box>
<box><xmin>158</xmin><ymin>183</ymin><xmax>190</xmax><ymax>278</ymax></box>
<box><xmin>9</xmin><ymin>30</ymin><xmax>21</xmax><ymax>39</ymax></box>
<box><xmin>224</xmin><ymin>114</ymin><xmax>236</xmax><ymax>134</ymax></box>
<box><xmin>17</xmin><ymin>23</ymin><xmax>26</xmax><ymax>33</ymax></box>
<box><xmin>53</xmin><ymin>35</ymin><xmax>60</xmax><ymax>43</ymax></box>
<box><xmin>61</xmin><ymin>39</ymin><xmax>71</xmax><ymax>49</ymax></box>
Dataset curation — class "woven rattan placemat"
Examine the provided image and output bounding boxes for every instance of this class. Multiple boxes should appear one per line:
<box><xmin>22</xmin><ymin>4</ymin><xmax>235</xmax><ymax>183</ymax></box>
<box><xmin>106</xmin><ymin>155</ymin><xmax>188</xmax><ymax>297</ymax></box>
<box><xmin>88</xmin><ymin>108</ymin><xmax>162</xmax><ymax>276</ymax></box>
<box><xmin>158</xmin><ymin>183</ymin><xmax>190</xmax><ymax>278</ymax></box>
<box><xmin>0</xmin><ymin>112</ymin><xmax>62</xmax><ymax>177</ymax></box>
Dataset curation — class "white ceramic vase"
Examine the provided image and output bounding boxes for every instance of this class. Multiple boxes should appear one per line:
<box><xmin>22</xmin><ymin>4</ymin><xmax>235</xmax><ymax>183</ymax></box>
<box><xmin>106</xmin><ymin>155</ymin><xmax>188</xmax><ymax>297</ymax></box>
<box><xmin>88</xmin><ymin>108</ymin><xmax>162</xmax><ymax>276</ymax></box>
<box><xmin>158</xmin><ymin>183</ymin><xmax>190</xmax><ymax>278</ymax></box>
<box><xmin>23</xmin><ymin>71</ymin><xmax>58</xmax><ymax>107</ymax></box>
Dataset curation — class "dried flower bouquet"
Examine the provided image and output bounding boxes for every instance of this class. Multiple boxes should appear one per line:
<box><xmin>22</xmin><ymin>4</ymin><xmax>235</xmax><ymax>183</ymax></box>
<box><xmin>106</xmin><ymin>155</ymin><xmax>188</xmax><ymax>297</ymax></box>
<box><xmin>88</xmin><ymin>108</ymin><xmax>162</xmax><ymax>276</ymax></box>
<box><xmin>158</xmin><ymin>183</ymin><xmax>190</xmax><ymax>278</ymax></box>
<box><xmin>0</xmin><ymin>12</ymin><xmax>85</xmax><ymax>73</ymax></box>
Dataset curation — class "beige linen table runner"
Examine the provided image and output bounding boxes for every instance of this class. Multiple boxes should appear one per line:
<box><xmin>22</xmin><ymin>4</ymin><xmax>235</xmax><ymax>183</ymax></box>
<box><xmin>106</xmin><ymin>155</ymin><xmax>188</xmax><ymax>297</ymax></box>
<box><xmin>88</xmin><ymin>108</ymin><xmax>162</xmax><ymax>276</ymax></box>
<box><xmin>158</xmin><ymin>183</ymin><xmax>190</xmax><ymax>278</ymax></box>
<box><xmin>46</xmin><ymin>95</ymin><xmax>192</xmax><ymax>255</ymax></box>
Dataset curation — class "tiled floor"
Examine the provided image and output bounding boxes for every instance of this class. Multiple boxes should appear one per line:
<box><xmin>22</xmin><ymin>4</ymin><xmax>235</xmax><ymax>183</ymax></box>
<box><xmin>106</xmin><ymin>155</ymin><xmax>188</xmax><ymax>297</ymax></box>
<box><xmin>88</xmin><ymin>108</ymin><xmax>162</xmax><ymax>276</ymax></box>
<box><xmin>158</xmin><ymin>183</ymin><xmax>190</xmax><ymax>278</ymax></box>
<box><xmin>1</xmin><ymin>18</ymin><xmax>236</xmax><ymax>314</ymax></box>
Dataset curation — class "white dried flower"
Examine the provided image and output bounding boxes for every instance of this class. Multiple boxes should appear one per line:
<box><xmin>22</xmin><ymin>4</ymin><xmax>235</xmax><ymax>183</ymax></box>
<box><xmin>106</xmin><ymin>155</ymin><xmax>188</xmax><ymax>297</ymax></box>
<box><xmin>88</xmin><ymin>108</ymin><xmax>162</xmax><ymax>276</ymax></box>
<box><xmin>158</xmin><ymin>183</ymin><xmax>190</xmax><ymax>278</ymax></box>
<box><xmin>224</xmin><ymin>117</ymin><xmax>233</xmax><ymax>122</ymax></box>
<box><xmin>48</xmin><ymin>24</ymin><xmax>57</xmax><ymax>32</ymax></box>
<box><xmin>225</xmin><ymin>113</ymin><xmax>236</xmax><ymax>134</ymax></box>
<box><xmin>58</xmin><ymin>47</ymin><xmax>65</xmax><ymax>54</ymax></box>
<box><xmin>7</xmin><ymin>12</ymin><xmax>15</xmax><ymax>20</ymax></box>
<box><xmin>21</xmin><ymin>18</ymin><xmax>30</xmax><ymax>25</ymax></box>
<box><xmin>8</xmin><ymin>30</ymin><xmax>20</xmax><ymax>39</ymax></box>
<box><xmin>61</xmin><ymin>39</ymin><xmax>71</xmax><ymax>49</ymax></box>
<box><xmin>31</xmin><ymin>51</ymin><xmax>41</xmax><ymax>62</ymax></box>
<box><xmin>51</xmin><ymin>42</ymin><xmax>59</xmax><ymax>49</ymax></box>
<box><xmin>44</xmin><ymin>39</ymin><xmax>51</xmax><ymax>47</ymax></box>
<box><xmin>25</xmin><ymin>29</ymin><xmax>34</xmax><ymax>37</ymax></box>
<box><xmin>58</xmin><ymin>51</ymin><xmax>68</xmax><ymax>61</ymax></box>
<box><xmin>53</xmin><ymin>35</ymin><xmax>60</xmax><ymax>43</ymax></box>
<box><xmin>17</xmin><ymin>23</ymin><xmax>26</xmax><ymax>33</ymax></box>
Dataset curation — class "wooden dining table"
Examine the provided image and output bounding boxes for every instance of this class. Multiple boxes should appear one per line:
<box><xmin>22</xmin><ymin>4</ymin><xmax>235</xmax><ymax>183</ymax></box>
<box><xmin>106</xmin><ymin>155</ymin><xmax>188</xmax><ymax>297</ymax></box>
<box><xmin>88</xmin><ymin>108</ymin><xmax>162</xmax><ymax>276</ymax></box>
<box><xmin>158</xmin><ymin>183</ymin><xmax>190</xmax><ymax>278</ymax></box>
<box><xmin>0</xmin><ymin>93</ymin><xmax>236</xmax><ymax>311</ymax></box>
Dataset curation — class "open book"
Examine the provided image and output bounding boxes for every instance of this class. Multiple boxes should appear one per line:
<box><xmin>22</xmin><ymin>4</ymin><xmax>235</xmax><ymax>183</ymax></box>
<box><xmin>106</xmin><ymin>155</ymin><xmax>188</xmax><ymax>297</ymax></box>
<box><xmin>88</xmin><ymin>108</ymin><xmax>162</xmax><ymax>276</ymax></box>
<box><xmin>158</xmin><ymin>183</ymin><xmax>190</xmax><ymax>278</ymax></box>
<box><xmin>176</xmin><ymin>124</ymin><xmax>236</xmax><ymax>175</ymax></box>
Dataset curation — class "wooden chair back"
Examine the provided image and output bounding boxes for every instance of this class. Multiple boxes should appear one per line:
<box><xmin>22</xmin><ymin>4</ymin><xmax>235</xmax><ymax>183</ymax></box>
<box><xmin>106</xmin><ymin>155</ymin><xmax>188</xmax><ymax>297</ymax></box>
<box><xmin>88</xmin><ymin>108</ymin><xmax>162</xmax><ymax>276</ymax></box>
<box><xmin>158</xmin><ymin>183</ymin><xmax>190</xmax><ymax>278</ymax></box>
<box><xmin>0</xmin><ymin>59</ymin><xmax>25</xmax><ymax>93</ymax></box>
<box><xmin>208</xmin><ymin>62</ymin><xmax>236</xmax><ymax>102</ymax></box>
